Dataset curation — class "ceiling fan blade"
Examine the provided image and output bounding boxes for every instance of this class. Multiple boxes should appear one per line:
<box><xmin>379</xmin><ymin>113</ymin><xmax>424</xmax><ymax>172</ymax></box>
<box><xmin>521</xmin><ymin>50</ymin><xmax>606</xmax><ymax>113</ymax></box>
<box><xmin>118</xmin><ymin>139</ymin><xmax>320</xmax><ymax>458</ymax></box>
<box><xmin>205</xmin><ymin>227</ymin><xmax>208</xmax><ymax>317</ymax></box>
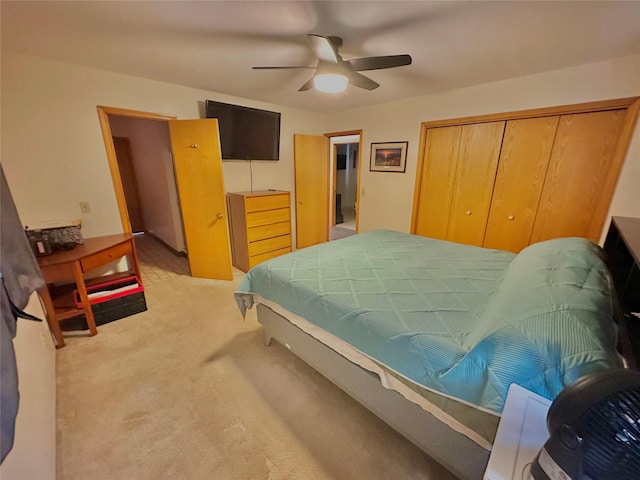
<box><xmin>347</xmin><ymin>54</ymin><xmax>412</xmax><ymax>72</ymax></box>
<box><xmin>346</xmin><ymin>71</ymin><xmax>379</xmax><ymax>90</ymax></box>
<box><xmin>252</xmin><ymin>66</ymin><xmax>315</xmax><ymax>70</ymax></box>
<box><xmin>307</xmin><ymin>34</ymin><xmax>340</xmax><ymax>63</ymax></box>
<box><xmin>298</xmin><ymin>78</ymin><xmax>315</xmax><ymax>91</ymax></box>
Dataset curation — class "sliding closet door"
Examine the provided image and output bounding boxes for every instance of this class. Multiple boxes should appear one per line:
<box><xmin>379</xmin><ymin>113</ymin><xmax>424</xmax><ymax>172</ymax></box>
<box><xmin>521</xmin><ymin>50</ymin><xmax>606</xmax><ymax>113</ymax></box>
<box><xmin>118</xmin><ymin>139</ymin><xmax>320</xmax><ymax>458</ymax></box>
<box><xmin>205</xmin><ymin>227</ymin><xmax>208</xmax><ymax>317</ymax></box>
<box><xmin>412</xmin><ymin>98</ymin><xmax>639</xmax><ymax>250</ymax></box>
<box><xmin>483</xmin><ymin>116</ymin><xmax>559</xmax><ymax>252</ymax></box>
<box><xmin>530</xmin><ymin>109</ymin><xmax>627</xmax><ymax>243</ymax></box>
<box><xmin>446</xmin><ymin>121</ymin><xmax>505</xmax><ymax>246</ymax></box>
<box><xmin>412</xmin><ymin>125</ymin><xmax>462</xmax><ymax>239</ymax></box>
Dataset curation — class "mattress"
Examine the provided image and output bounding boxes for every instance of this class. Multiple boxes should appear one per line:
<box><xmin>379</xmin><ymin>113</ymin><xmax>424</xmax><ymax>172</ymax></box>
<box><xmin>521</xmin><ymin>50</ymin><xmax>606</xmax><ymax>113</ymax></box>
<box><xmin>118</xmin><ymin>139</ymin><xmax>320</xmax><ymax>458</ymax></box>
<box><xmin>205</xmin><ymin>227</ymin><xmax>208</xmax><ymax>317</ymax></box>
<box><xmin>235</xmin><ymin>230</ymin><xmax>622</xmax><ymax>443</ymax></box>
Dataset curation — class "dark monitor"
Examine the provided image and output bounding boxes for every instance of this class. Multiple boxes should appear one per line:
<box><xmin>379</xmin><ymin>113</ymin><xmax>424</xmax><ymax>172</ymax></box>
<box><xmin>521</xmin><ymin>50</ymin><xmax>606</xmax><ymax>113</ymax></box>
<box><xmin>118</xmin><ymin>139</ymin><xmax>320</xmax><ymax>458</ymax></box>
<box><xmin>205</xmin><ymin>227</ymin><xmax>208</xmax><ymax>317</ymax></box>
<box><xmin>205</xmin><ymin>99</ymin><xmax>281</xmax><ymax>160</ymax></box>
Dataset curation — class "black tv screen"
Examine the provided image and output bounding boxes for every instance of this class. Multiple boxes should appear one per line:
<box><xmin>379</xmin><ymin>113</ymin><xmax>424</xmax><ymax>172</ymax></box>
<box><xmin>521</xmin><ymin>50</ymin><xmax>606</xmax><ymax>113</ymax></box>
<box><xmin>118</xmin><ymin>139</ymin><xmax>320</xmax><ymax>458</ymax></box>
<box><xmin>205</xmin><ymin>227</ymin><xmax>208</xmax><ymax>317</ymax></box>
<box><xmin>205</xmin><ymin>100</ymin><xmax>281</xmax><ymax>160</ymax></box>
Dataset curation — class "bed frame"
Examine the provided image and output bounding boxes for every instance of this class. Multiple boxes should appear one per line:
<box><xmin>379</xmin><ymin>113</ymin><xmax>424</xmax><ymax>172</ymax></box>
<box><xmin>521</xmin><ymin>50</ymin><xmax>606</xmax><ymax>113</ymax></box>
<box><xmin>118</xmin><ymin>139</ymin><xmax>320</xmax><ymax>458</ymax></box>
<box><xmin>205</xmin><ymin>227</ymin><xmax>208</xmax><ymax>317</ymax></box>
<box><xmin>257</xmin><ymin>303</ymin><xmax>490</xmax><ymax>480</ymax></box>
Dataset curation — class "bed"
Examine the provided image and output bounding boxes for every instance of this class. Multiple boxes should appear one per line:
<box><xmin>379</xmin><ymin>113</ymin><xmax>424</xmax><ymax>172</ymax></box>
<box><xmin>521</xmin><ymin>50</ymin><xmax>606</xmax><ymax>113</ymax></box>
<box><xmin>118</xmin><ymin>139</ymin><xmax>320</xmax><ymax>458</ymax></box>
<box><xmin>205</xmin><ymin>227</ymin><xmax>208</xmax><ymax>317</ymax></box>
<box><xmin>234</xmin><ymin>230</ymin><xmax>622</xmax><ymax>479</ymax></box>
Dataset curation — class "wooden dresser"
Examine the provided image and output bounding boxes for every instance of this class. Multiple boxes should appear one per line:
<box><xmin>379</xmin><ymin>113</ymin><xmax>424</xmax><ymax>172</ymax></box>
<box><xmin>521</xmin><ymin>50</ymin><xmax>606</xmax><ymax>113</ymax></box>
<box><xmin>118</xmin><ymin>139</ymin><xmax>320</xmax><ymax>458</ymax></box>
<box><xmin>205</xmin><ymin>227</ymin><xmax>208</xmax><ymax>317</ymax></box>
<box><xmin>226</xmin><ymin>190</ymin><xmax>292</xmax><ymax>272</ymax></box>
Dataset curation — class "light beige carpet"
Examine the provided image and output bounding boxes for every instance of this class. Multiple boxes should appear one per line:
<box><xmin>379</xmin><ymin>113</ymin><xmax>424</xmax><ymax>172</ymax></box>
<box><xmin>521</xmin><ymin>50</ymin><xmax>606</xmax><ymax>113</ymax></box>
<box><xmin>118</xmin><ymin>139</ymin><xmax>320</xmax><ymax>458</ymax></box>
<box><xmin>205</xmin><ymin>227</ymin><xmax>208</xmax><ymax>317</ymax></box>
<box><xmin>56</xmin><ymin>269</ymin><xmax>459</xmax><ymax>479</ymax></box>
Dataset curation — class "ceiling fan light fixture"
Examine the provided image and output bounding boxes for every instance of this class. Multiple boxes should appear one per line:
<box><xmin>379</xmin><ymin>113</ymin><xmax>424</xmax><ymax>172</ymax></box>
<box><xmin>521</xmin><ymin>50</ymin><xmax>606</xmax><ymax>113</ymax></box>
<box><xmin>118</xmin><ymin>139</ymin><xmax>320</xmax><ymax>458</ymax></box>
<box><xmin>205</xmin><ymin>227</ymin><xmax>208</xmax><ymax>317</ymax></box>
<box><xmin>254</xmin><ymin>34</ymin><xmax>410</xmax><ymax>93</ymax></box>
<box><xmin>313</xmin><ymin>73</ymin><xmax>348</xmax><ymax>93</ymax></box>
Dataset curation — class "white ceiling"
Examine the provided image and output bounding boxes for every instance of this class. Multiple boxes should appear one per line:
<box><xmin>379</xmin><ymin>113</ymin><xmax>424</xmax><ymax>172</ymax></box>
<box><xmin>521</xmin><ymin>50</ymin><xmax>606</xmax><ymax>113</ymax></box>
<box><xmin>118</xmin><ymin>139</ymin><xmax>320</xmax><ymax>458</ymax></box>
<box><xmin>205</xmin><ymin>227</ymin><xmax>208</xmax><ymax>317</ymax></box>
<box><xmin>3</xmin><ymin>1</ymin><xmax>640</xmax><ymax>113</ymax></box>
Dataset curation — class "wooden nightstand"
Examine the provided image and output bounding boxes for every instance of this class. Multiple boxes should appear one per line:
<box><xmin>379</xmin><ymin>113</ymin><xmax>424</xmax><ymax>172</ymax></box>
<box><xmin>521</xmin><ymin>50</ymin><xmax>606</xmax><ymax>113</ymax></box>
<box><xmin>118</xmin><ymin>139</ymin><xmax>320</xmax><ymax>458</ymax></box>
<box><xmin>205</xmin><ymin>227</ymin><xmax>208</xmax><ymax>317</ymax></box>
<box><xmin>36</xmin><ymin>234</ymin><xmax>142</xmax><ymax>347</ymax></box>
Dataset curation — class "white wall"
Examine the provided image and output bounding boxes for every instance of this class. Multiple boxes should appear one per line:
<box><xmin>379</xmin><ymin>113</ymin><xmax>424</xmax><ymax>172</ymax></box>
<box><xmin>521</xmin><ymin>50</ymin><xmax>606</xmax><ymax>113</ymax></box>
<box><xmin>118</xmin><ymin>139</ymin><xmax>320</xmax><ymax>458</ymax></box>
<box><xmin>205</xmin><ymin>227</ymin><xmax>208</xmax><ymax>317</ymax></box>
<box><xmin>1</xmin><ymin>51</ymin><xmax>327</xmax><ymax>239</ymax></box>
<box><xmin>326</xmin><ymin>53</ymin><xmax>640</xmax><ymax>239</ymax></box>
<box><xmin>0</xmin><ymin>295</ymin><xmax>56</xmax><ymax>480</ymax></box>
<box><xmin>4</xmin><ymin>51</ymin><xmax>637</xmax><ymax>244</ymax></box>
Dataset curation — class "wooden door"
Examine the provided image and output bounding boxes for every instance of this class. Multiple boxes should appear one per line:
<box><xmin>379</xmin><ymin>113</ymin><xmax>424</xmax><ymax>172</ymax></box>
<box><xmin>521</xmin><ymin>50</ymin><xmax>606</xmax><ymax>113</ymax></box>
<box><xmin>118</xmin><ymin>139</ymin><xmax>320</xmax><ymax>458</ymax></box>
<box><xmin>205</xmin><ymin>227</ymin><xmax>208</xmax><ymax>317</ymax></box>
<box><xmin>483</xmin><ymin>116</ymin><xmax>559</xmax><ymax>252</ymax></box>
<box><xmin>112</xmin><ymin>136</ymin><xmax>145</xmax><ymax>233</ymax></box>
<box><xmin>531</xmin><ymin>109</ymin><xmax>627</xmax><ymax>243</ymax></box>
<box><xmin>446</xmin><ymin>121</ymin><xmax>505</xmax><ymax>246</ymax></box>
<box><xmin>294</xmin><ymin>133</ymin><xmax>329</xmax><ymax>249</ymax></box>
<box><xmin>168</xmin><ymin>119</ymin><xmax>233</xmax><ymax>280</ymax></box>
<box><xmin>412</xmin><ymin>126</ymin><xmax>463</xmax><ymax>239</ymax></box>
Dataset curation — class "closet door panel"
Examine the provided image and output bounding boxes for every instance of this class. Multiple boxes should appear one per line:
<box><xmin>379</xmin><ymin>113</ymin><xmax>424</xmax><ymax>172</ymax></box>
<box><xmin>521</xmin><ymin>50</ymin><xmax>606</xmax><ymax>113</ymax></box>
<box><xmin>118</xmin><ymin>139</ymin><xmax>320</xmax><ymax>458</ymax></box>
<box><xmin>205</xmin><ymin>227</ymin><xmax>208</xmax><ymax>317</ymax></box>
<box><xmin>413</xmin><ymin>126</ymin><xmax>462</xmax><ymax>239</ymax></box>
<box><xmin>531</xmin><ymin>109</ymin><xmax>627</xmax><ymax>243</ymax></box>
<box><xmin>447</xmin><ymin>121</ymin><xmax>505</xmax><ymax>246</ymax></box>
<box><xmin>483</xmin><ymin>116</ymin><xmax>559</xmax><ymax>252</ymax></box>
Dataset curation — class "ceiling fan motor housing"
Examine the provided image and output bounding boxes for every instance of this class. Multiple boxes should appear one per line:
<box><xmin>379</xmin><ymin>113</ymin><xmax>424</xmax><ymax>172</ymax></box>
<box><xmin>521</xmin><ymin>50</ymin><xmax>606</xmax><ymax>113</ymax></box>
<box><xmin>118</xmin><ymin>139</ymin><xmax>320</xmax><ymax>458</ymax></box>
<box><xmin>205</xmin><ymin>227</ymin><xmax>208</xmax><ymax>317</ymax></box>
<box><xmin>253</xmin><ymin>34</ymin><xmax>412</xmax><ymax>92</ymax></box>
<box><xmin>531</xmin><ymin>369</ymin><xmax>640</xmax><ymax>480</ymax></box>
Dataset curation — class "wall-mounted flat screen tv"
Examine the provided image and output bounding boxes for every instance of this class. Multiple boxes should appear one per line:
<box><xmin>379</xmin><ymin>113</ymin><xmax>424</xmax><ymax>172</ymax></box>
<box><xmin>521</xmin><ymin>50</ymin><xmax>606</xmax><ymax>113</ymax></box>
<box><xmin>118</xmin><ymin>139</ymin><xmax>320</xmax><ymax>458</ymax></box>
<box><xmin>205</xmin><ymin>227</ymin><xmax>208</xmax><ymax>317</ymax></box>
<box><xmin>205</xmin><ymin>99</ymin><xmax>281</xmax><ymax>160</ymax></box>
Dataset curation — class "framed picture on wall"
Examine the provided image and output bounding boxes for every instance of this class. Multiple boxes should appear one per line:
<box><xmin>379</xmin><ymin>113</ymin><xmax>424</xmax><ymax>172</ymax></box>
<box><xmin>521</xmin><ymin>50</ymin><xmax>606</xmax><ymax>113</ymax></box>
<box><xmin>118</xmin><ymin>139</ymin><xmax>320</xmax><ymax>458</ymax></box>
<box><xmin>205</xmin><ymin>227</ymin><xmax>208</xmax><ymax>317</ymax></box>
<box><xmin>369</xmin><ymin>141</ymin><xmax>408</xmax><ymax>173</ymax></box>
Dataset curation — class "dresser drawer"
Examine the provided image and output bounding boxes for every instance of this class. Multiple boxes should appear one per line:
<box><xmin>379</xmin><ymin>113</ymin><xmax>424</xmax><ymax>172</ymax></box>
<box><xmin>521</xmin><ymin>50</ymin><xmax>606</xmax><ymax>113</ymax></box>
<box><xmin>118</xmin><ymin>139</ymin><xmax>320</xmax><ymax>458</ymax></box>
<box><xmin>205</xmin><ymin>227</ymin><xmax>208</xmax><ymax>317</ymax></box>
<box><xmin>249</xmin><ymin>247</ymin><xmax>292</xmax><ymax>269</ymax></box>
<box><xmin>245</xmin><ymin>194</ymin><xmax>289</xmax><ymax>213</ymax></box>
<box><xmin>246</xmin><ymin>207</ymin><xmax>290</xmax><ymax>228</ymax></box>
<box><xmin>247</xmin><ymin>221</ymin><xmax>290</xmax><ymax>243</ymax></box>
<box><xmin>248</xmin><ymin>234</ymin><xmax>291</xmax><ymax>257</ymax></box>
<box><xmin>81</xmin><ymin>240</ymin><xmax>131</xmax><ymax>273</ymax></box>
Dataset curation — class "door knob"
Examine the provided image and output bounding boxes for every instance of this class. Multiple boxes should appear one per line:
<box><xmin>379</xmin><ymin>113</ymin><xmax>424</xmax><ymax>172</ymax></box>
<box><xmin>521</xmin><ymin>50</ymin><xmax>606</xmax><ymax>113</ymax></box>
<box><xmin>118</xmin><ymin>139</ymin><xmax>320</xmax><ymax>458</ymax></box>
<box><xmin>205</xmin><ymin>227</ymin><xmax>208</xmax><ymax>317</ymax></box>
<box><xmin>507</xmin><ymin>215</ymin><xmax>515</xmax><ymax>220</ymax></box>
<box><xmin>216</xmin><ymin>213</ymin><xmax>223</xmax><ymax>219</ymax></box>
<box><xmin>465</xmin><ymin>210</ymin><xmax>472</xmax><ymax>216</ymax></box>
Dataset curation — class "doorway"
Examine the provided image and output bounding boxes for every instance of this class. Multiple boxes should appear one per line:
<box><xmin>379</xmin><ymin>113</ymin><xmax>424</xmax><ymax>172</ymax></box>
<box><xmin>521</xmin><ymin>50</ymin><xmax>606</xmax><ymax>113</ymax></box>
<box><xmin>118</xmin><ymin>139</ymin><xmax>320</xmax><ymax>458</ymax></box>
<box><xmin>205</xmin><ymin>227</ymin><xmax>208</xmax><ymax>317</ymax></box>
<box><xmin>293</xmin><ymin>130</ymin><xmax>362</xmax><ymax>248</ymax></box>
<box><xmin>96</xmin><ymin>106</ymin><xmax>233</xmax><ymax>280</ymax></box>
<box><xmin>108</xmin><ymin>116</ymin><xmax>190</xmax><ymax>283</ymax></box>
<box><xmin>108</xmin><ymin>116</ymin><xmax>186</xmax><ymax>254</ymax></box>
<box><xmin>330</xmin><ymin>133</ymin><xmax>361</xmax><ymax>241</ymax></box>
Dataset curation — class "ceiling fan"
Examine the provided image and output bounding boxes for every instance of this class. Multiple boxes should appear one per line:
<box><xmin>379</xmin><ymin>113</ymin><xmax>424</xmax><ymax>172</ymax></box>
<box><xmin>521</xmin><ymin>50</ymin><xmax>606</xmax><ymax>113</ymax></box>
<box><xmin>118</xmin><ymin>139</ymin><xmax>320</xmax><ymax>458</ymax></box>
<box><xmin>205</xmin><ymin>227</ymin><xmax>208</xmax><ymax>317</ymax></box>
<box><xmin>252</xmin><ymin>34</ymin><xmax>412</xmax><ymax>93</ymax></box>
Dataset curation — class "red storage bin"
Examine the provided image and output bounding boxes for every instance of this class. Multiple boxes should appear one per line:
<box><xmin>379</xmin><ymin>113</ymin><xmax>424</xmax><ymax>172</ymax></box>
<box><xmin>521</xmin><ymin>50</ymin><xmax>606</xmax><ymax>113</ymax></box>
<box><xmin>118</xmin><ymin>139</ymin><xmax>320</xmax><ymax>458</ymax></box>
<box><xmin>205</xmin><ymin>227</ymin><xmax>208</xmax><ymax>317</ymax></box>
<box><xmin>62</xmin><ymin>276</ymin><xmax>147</xmax><ymax>331</ymax></box>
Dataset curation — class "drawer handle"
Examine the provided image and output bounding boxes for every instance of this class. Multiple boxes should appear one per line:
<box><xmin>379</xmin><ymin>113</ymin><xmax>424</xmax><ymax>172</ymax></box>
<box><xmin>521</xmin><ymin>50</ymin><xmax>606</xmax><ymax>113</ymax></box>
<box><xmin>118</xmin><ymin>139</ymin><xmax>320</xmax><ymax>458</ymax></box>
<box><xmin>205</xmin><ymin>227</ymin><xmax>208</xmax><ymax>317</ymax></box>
<box><xmin>465</xmin><ymin>210</ymin><xmax>472</xmax><ymax>216</ymax></box>
<box><xmin>216</xmin><ymin>213</ymin><xmax>224</xmax><ymax>219</ymax></box>
<box><xmin>508</xmin><ymin>215</ymin><xmax>515</xmax><ymax>220</ymax></box>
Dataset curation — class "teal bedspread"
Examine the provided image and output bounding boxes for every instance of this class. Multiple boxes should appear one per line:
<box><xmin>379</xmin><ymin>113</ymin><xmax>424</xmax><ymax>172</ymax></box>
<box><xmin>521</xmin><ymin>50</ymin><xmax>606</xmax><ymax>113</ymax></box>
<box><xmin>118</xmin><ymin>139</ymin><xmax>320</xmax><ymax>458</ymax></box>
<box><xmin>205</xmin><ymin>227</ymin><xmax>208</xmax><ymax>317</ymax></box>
<box><xmin>235</xmin><ymin>230</ymin><xmax>622</xmax><ymax>413</ymax></box>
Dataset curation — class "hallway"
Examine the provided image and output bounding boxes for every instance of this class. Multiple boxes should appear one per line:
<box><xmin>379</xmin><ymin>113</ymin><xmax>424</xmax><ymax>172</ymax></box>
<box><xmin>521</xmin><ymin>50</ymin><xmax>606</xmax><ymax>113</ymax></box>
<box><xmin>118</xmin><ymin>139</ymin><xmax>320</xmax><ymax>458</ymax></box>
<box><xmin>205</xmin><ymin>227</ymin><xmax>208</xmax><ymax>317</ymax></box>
<box><xmin>134</xmin><ymin>234</ymin><xmax>190</xmax><ymax>284</ymax></box>
<box><xmin>331</xmin><ymin>205</ymin><xmax>356</xmax><ymax>241</ymax></box>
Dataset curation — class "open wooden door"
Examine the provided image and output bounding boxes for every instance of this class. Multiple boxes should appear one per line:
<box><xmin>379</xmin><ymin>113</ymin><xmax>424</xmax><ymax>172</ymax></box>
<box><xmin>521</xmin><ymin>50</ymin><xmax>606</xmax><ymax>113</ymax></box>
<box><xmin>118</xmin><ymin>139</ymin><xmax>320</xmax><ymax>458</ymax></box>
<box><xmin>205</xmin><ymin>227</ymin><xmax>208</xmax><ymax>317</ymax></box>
<box><xmin>168</xmin><ymin>119</ymin><xmax>233</xmax><ymax>280</ymax></box>
<box><xmin>294</xmin><ymin>133</ymin><xmax>329</xmax><ymax>249</ymax></box>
